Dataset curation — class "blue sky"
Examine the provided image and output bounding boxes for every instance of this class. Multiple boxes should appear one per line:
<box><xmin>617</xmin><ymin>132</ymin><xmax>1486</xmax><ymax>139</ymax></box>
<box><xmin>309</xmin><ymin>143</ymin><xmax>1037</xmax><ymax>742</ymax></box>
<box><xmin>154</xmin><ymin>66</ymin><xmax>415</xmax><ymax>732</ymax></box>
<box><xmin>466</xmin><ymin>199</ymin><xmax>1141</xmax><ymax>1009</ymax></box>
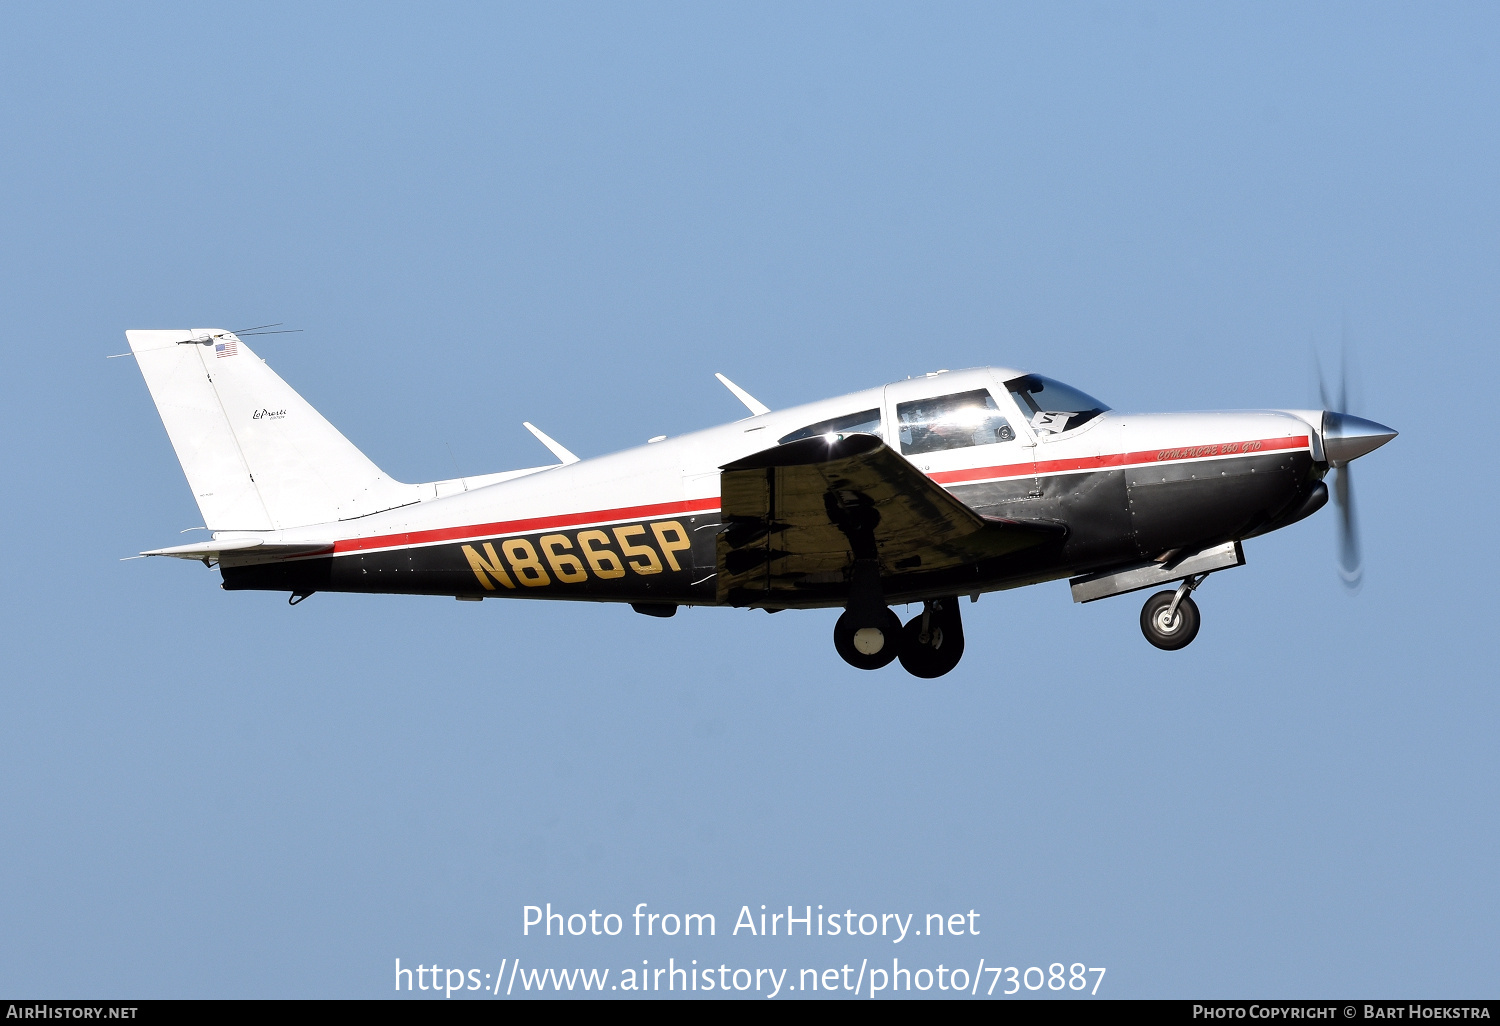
<box><xmin>1</xmin><ymin>2</ymin><xmax>1495</xmax><ymax>998</ymax></box>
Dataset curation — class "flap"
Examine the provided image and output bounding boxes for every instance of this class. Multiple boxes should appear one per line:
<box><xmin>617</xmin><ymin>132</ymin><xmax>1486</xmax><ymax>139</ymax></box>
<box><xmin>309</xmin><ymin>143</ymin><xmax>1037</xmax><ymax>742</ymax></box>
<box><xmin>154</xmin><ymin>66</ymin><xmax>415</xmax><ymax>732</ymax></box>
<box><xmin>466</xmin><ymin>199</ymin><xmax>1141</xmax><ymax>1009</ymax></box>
<box><xmin>716</xmin><ymin>434</ymin><xmax>1064</xmax><ymax>604</ymax></box>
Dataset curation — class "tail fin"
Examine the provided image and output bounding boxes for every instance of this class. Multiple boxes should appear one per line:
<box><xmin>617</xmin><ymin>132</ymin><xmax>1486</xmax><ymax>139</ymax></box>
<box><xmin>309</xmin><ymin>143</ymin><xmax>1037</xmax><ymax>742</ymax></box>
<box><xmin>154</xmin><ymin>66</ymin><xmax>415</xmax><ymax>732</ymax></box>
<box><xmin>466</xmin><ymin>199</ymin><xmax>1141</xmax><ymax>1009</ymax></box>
<box><xmin>127</xmin><ymin>329</ymin><xmax>417</xmax><ymax>531</ymax></box>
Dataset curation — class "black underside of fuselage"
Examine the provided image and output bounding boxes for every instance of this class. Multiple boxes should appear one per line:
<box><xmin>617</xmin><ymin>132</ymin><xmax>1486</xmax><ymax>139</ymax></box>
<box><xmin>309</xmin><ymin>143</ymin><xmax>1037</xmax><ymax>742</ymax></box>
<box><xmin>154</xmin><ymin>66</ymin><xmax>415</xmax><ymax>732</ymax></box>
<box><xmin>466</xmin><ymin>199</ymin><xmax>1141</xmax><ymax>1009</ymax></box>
<box><xmin>221</xmin><ymin>451</ymin><xmax>1322</xmax><ymax>607</ymax></box>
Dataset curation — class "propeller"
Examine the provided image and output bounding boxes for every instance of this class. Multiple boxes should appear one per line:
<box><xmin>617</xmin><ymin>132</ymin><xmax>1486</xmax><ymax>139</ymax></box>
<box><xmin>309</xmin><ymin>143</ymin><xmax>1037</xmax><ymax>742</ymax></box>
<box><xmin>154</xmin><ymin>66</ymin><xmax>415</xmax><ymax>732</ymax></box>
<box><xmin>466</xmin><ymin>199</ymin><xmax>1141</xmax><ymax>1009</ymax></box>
<box><xmin>1316</xmin><ymin>345</ymin><xmax>1362</xmax><ymax>590</ymax></box>
<box><xmin>1314</xmin><ymin>333</ymin><xmax>1396</xmax><ymax>591</ymax></box>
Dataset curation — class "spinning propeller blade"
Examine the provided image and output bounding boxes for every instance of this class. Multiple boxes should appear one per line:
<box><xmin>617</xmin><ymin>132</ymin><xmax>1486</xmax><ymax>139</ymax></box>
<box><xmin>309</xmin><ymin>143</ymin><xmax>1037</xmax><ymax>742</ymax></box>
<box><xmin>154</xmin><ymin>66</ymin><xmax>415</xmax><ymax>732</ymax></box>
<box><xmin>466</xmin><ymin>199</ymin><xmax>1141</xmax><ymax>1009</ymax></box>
<box><xmin>1316</xmin><ymin>345</ymin><xmax>1359</xmax><ymax>589</ymax></box>
<box><xmin>1332</xmin><ymin>462</ymin><xmax>1360</xmax><ymax>589</ymax></box>
<box><xmin>1315</xmin><ymin>328</ymin><xmax>1394</xmax><ymax>592</ymax></box>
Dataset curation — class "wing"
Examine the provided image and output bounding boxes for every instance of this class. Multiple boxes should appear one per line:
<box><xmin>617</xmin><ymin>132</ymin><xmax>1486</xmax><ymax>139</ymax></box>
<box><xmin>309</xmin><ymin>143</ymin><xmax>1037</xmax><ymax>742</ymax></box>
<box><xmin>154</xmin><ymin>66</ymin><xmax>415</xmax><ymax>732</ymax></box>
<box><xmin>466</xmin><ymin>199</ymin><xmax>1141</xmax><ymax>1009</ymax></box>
<box><xmin>716</xmin><ymin>433</ymin><xmax>1064</xmax><ymax>605</ymax></box>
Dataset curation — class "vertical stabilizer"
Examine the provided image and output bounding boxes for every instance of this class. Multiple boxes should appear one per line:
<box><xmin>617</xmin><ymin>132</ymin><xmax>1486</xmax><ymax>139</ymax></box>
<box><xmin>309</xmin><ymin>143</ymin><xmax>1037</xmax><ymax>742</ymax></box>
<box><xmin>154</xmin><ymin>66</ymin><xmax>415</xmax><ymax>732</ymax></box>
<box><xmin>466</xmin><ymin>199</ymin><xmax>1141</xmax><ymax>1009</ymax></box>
<box><xmin>127</xmin><ymin>329</ymin><xmax>418</xmax><ymax>531</ymax></box>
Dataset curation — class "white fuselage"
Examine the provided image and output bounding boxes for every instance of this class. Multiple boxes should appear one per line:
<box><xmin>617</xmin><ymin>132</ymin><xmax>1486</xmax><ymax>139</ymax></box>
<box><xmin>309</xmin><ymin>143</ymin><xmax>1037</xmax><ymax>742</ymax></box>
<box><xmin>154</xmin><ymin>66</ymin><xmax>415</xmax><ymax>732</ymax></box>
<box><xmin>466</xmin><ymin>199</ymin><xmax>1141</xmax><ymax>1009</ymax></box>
<box><xmin>214</xmin><ymin>366</ymin><xmax>1322</xmax><ymax>607</ymax></box>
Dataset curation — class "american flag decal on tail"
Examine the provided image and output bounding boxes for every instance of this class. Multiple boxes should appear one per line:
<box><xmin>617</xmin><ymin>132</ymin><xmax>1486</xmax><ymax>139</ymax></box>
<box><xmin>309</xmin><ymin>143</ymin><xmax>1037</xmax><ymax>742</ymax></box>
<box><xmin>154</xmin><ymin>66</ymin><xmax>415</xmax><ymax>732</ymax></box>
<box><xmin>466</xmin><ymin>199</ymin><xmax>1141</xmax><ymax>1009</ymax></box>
<box><xmin>215</xmin><ymin>337</ymin><xmax>237</xmax><ymax>358</ymax></box>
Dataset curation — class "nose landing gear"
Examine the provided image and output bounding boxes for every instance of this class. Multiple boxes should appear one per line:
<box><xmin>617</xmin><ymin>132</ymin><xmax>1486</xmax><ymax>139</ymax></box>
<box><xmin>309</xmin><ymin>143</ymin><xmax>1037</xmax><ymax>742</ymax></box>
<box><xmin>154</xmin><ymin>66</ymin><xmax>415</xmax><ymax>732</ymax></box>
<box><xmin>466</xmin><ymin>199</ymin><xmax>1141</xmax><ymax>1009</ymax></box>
<box><xmin>1139</xmin><ymin>574</ymin><xmax>1207</xmax><ymax>650</ymax></box>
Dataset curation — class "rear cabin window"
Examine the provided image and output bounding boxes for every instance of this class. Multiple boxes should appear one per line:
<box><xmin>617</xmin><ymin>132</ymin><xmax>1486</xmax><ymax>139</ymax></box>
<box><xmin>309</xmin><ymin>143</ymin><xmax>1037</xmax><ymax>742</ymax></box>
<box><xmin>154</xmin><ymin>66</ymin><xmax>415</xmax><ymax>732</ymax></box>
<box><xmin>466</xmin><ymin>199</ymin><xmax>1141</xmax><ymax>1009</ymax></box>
<box><xmin>896</xmin><ymin>389</ymin><xmax>1015</xmax><ymax>456</ymax></box>
<box><xmin>778</xmin><ymin>408</ymin><xmax>883</xmax><ymax>445</ymax></box>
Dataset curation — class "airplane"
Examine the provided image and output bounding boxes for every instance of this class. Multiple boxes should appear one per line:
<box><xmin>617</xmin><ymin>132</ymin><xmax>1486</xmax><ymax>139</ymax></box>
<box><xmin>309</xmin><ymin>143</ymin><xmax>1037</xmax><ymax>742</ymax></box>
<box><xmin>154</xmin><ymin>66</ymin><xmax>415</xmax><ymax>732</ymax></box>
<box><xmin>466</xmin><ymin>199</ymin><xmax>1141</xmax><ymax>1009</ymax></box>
<box><xmin>123</xmin><ymin>328</ymin><xmax>1396</xmax><ymax>678</ymax></box>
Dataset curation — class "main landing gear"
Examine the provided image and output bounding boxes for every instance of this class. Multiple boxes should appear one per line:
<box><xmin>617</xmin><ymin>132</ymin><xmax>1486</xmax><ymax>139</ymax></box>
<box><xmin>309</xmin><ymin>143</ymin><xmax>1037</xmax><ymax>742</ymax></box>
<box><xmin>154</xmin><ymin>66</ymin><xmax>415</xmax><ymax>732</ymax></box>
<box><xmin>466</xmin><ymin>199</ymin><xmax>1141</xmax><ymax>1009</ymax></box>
<box><xmin>1139</xmin><ymin>574</ymin><xmax>1207</xmax><ymax>651</ymax></box>
<box><xmin>834</xmin><ymin>597</ymin><xmax>966</xmax><ymax>677</ymax></box>
<box><xmin>898</xmin><ymin>598</ymin><xmax>965</xmax><ymax>678</ymax></box>
<box><xmin>833</xmin><ymin>605</ymin><xmax>904</xmax><ymax>670</ymax></box>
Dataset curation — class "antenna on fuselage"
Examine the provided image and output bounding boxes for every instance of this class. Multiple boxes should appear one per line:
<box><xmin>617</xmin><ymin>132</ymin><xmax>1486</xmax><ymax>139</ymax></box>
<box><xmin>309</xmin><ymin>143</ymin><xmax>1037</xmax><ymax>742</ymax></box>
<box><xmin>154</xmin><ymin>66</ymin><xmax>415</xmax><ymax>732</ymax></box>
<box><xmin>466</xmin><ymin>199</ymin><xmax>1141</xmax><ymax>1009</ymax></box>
<box><xmin>522</xmin><ymin>422</ymin><xmax>580</xmax><ymax>465</ymax></box>
<box><xmin>715</xmin><ymin>373</ymin><xmax>771</xmax><ymax>416</ymax></box>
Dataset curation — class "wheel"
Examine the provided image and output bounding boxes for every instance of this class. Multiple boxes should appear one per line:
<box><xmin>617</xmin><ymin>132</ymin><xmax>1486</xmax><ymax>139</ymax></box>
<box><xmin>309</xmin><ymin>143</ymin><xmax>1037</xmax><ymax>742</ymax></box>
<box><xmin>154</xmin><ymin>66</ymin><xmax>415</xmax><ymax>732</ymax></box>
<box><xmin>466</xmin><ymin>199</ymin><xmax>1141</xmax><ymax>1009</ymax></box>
<box><xmin>833</xmin><ymin>606</ymin><xmax>904</xmax><ymax>670</ymax></box>
<box><xmin>898</xmin><ymin>601</ymin><xmax>966</xmax><ymax>678</ymax></box>
<box><xmin>1140</xmin><ymin>590</ymin><xmax>1200</xmax><ymax>650</ymax></box>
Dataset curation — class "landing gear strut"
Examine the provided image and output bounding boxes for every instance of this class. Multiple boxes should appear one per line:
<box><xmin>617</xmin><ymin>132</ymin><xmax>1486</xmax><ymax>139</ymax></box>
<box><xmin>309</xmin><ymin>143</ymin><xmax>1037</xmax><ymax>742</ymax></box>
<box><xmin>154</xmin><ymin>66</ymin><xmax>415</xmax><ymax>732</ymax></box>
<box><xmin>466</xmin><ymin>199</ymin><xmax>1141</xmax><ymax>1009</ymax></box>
<box><xmin>898</xmin><ymin>598</ymin><xmax>965</xmax><ymax>678</ymax></box>
<box><xmin>1139</xmin><ymin>574</ymin><xmax>1207</xmax><ymax>651</ymax></box>
<box><xmin>832</xmin><ymin>561</ymin><xmax>969</xmax><ymax>675</ymax></box>
<box><xmin>833</xmin><ymin>559</ymin><xmax>905</xmax><ymax>670</ymax></box>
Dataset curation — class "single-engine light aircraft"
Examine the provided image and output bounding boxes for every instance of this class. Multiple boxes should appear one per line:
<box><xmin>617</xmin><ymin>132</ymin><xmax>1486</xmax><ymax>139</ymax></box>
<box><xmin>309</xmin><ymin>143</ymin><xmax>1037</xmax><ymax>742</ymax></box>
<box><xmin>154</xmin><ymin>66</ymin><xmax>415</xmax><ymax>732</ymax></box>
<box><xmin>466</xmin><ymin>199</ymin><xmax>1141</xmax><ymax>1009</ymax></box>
<box><xmin>125</xmin><ymin>329</ymin><xmax>1395</xmax><ymax>677</ymax></box>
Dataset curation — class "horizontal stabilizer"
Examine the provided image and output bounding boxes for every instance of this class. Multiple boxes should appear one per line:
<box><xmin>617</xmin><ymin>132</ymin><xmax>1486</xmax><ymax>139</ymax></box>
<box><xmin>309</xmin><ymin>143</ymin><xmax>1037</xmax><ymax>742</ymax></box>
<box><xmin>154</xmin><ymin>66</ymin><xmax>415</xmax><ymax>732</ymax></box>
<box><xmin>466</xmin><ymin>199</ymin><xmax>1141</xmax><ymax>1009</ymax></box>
<box><xmin>140</xmin><ymin>538</ymin><xmax>333</xmax><ymax>561</ymax></box>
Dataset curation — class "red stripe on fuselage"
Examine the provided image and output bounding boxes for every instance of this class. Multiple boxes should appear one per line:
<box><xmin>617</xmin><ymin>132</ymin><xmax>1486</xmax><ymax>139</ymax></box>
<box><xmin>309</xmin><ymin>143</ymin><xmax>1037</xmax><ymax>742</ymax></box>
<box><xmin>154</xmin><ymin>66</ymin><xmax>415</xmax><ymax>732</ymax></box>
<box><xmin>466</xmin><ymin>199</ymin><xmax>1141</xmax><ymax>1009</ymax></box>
<box><xmin>321</xmin><ymin>435</ymin><xmax>1309</xmax><ymax>558</ymax></box>
<box><xmin>930</xmin><ymin>434</ymin><xmax>1310</xmax><ymax>486</ymax></box>
<box><xmin>330</xmin><ymin>497</ymin><xmax>724</xmax><ymax>555</ymax></box>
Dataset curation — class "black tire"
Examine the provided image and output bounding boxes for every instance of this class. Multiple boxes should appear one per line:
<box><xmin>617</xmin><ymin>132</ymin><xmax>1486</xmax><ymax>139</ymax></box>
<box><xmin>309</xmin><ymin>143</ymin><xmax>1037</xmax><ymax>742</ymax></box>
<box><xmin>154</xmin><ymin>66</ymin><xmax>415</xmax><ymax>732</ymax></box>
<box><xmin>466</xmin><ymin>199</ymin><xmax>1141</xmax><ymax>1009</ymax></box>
<box><xmin>898</xmin><ymin>606</ymin><xmax>966</xmax><ymax>678</ymax></box>
<box><xmin>1140</xmin><ymin>590</ymin><xmax>1201</xmax><ymax>650</ymax></box>
<box><xmin>833</xmin><ymin>607</ymin><xmax>904</xmax><ymax>670</ymax></box>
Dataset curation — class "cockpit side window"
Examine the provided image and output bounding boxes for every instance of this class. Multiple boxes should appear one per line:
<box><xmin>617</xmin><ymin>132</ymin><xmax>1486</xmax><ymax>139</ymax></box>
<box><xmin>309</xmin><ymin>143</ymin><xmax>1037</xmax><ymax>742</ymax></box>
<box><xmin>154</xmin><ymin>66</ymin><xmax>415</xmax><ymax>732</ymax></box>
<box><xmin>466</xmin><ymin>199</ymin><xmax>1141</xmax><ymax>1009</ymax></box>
<box><xmin>778</xmin><ymin>408</ymin><xmax>883</xmax><ymax>446</ymax></box>
<box><xmin>1004</xmin><ymin>375</ymin><xmax>1108</xmax><ymax>435</ymax></box>
<box><xmin>896</xmin><ymin>389</ymin><xmax>1015</xmax><ymax>456</ymax></box>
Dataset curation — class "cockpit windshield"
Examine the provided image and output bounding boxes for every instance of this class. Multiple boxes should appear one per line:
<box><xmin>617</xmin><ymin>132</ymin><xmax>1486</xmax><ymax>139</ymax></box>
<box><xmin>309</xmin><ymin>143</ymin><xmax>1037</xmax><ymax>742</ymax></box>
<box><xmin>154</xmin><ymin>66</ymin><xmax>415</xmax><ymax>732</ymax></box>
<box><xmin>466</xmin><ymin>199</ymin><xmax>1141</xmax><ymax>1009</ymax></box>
<box><xmin>1004</xmin><ymin>375</ymin><xmax>1109</xmax><ymax>435</ymax></box>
